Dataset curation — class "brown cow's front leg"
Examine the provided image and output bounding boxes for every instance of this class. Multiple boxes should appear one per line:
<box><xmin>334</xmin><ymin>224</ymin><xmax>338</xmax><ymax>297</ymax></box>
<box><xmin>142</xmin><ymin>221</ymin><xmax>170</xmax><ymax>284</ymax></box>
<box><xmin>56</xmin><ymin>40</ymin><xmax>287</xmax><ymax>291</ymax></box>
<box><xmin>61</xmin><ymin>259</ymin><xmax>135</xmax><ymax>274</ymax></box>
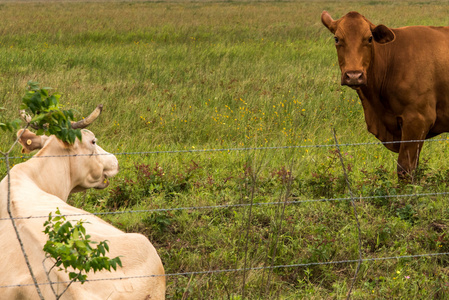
<box><xmin>396</xmin><ymin>114</ymin><xmax>430</xmax><ymax>181</ymax></box>
<box><xmin>397</xmin><ymin>140</ymin><xmax>423</xmax><ymax>180</ymax></box>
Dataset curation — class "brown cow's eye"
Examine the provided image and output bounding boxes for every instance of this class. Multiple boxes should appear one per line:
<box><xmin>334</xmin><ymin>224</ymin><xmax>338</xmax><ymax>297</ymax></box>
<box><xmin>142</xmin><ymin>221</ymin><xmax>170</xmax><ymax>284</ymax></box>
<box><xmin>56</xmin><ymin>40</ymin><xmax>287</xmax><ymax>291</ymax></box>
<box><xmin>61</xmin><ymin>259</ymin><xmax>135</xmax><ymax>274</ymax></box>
<box><xmin>92</xmin><ymin>139</ymin><xmax>96</xmax><ymax>145</ymax></box>
<box><xmin>368</xmin><ymin>36</ymin><xmax>373</xmax><ymax>43</ymax></box>
<box><xmin>334</xmin><ymin>36</ymin><xmax>339</xmax><ymax>44</ymax></box>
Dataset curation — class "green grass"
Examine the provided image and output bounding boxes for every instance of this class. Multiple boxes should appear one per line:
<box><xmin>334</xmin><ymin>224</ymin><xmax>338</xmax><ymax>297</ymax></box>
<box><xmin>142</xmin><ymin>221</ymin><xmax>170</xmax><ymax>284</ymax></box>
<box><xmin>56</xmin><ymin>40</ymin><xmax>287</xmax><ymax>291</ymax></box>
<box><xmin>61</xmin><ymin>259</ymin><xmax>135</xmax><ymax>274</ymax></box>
<box><xmin>2</xmin><ymin>1</ymin><xmax>449</xmax><ymax>298</ymax></box>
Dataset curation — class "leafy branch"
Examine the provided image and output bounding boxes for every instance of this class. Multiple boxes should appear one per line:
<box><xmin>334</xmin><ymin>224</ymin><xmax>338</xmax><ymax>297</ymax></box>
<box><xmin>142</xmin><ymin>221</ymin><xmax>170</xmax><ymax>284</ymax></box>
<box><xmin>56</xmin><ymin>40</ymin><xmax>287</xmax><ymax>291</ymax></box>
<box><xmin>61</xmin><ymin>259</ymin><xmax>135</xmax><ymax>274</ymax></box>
<box><xmin>1</xmin><ymin>81</ymin><xmax>82</xmax><ymax>154</ymax></box>
<box><xmin>20</xmin><ymin>81</ymin><xmax>82</xmax><ymax>144</ymax></box>
<box><xmin>43</xmin><ymin>208</ymin><xmax>122</xmax><ymax>299</ymax></box>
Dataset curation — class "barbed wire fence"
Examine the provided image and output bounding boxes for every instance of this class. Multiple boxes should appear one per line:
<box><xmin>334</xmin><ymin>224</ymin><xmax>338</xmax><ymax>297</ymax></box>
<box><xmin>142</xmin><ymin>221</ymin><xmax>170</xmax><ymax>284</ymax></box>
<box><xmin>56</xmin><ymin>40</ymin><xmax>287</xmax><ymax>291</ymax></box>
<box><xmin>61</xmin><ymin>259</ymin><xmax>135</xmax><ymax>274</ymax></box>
<box><xmin>2</xmin><ymin>133</ymin><xmax>449</xmax><ymax>298</ymax></box>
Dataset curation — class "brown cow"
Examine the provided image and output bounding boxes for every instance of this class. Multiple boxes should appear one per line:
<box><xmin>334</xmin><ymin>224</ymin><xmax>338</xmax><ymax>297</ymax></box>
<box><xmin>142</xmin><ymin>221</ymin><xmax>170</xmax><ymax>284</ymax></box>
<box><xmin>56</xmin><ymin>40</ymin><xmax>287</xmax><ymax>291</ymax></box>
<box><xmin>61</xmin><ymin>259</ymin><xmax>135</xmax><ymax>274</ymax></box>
<box><xmin>321</xmin><ymin>11</ymin><xmax>449</xmax><ymax>179</ymax></box>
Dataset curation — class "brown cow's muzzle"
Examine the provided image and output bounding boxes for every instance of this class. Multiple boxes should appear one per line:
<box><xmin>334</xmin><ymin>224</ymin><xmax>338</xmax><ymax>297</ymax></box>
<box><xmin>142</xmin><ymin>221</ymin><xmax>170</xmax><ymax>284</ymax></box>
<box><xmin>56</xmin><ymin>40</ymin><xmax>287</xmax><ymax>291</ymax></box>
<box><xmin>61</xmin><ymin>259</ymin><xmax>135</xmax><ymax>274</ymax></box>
<box><xmin>342</xmin><ymin>70</ymin><xmax>366</xmax><ymax>87</ymax></box>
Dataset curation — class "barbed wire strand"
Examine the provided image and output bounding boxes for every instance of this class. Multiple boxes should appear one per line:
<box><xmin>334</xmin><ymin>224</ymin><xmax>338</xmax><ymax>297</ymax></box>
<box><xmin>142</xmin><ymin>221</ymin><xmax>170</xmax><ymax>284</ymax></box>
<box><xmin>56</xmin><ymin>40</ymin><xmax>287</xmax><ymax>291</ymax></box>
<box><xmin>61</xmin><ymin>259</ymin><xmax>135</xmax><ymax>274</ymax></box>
<box><xmin>2</xmin><ymin>251</ymin><xmax>448</xmax><ymax>290</ymax></box>
<box><xmin>2</xmin><ymin>136</ymin><xmax>449</xmax><ymax>161</ymax></box>
<box><xmin>332</xmin><ymin>129</ymin><xmax>362</xmax><ymax>299</ymax></box>
<box><xmin>0</xmin><ymin>191</ymin><xmax>447</xmax><ymax>222</ymax></box>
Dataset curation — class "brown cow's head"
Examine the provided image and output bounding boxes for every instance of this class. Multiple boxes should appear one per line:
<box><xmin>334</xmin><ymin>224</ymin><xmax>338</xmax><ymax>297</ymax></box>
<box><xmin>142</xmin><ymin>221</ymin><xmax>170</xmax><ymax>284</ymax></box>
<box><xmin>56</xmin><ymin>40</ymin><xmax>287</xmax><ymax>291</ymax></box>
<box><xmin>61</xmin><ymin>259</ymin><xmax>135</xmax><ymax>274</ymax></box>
<box><xmin>321</xmin><ymin>11</ymin><xmax>395</xmax><ymax>88</ymax></box>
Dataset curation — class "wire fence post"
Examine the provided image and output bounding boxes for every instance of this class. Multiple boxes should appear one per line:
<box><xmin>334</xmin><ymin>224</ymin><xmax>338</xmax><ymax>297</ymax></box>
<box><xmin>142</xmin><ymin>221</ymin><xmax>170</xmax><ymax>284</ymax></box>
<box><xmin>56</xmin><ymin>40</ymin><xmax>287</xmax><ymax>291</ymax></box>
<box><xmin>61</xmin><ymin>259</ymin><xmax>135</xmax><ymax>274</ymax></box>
<box><xmin>240</xmin><ymin>161</ymin><xmax>259</xmax><ymax>299</ymax></box>
<box><xmin>261</xmin><ymin>159</ymin><xmax>294</xmax><ymax>298</ymax></box>
<box><xmin>332</xmin><ymin>128</ymin><xmax>363</xmax><ymax>299</ymax></box>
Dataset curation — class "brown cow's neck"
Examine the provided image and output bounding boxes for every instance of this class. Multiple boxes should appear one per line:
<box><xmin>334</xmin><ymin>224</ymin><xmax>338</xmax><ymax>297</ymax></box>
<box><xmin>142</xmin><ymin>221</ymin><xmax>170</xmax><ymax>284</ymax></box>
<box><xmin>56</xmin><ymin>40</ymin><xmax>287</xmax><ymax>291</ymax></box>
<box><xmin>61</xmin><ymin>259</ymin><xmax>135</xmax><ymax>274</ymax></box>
<box><xmin>356</xmin><ymin>41</ymin><xmax>402</xmax><ymax>151</ymax></box>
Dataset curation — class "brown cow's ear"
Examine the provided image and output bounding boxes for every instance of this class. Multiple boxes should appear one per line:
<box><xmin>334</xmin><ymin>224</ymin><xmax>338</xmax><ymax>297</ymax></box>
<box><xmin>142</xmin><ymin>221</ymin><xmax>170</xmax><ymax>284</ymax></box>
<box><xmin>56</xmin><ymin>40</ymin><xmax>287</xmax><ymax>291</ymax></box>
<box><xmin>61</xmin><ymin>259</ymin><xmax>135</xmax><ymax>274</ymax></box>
<box><xmin>372</xmin><ymin>24</ymin><xmax>395</xmax><ymax>44</ymax></box>
<box><xmin>17</xmin><ymin>129</ymin><xmax>49</xmax><ymax>154</ymax></box>
<box><xmin>321</xmin><ymin>11</ymin><xmax>337</xmax><ymax>34</ymax></box>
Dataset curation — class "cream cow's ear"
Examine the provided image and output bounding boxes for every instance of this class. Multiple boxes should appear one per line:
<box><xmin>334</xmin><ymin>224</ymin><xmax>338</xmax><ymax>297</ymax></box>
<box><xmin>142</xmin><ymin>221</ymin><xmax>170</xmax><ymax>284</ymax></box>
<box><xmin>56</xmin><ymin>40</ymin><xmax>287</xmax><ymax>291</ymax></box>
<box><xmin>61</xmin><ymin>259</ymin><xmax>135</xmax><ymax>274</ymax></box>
<box><xmin>17</xmin><ymin>129</ymin><xmax>49</xmax><ymax>154</ymax></box>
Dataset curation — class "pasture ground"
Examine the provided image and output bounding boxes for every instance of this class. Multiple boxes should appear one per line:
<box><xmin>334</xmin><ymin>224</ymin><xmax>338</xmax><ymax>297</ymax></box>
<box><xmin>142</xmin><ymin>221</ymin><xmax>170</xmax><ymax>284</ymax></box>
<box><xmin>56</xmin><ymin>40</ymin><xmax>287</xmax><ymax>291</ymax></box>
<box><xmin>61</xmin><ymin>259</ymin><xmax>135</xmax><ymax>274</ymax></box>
<box><xmin>2</xmin><ymin>1</ymin><xmax>449</xmax><ymax>298</ymax></box>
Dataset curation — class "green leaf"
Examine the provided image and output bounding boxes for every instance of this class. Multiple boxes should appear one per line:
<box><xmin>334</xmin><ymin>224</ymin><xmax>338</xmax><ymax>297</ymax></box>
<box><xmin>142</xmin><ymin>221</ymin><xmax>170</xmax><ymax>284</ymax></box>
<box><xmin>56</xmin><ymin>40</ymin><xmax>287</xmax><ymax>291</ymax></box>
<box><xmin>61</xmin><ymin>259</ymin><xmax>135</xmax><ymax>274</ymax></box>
<box><xmin>68</xmin><ymin>130</ymin><xmax>76</xmax><ymax>144</ymax></box>
<box><xmin>116</xmin><ymin>257</ymin><xmax>122</xmax><ymax>268</ymax></box>
<box><xmin>110</xmin><ymin>260</ymin><xmax>117</xmax><ymax>270</ymax></box>
<box><xmin>75</xmin><ymin>129</ymin><xmax>82</xmax><ymax>142</ymax></box>
<box><xmin>27</xmin><ymin>81</ymin><xmax>40</xmax><ymax>91</ymax></box>
<box><xmin>40</xmin><ymin>88</ymin><xmax>49</xmax><ymax>98</ymax></box>
<box><xmin>67</xmin><ymin>109</ymin><xmax>74</xmax><ymax>120</ymax></box>
<box><xmin>30</xmin><ymin>113</ymin><xmax>47</xmax><ymax>123</ymax></box>
<box><xmin>75</xmin><ymin>240</ymin><xmax>87</xmax><ymax>250</ymax></box>
<box><xmin>49</xmin><ymin>95</ymin><xmax>59</xmax><ymax>107</ymax></box>
<box><xmin>72</xmin><ymin>228</ymin><xmax>79</xmax><ymax>240</ymax></box>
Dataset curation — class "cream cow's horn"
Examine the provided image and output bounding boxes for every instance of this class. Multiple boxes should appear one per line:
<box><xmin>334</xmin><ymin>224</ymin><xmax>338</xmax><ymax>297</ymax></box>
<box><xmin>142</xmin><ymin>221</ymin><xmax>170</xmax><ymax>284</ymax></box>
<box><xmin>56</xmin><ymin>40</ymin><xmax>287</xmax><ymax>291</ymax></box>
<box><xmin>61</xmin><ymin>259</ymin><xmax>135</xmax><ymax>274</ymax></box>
<box><xmin>71</xmin><ymin>104</ymin><xmax>103</xmax><ymax>129</ymax></box>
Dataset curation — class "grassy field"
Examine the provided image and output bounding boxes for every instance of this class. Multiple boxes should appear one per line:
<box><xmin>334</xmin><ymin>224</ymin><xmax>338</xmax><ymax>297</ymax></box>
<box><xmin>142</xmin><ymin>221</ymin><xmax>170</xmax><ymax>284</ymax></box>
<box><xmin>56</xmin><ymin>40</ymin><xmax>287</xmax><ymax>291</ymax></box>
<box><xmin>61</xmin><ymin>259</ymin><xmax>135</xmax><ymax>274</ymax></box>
<box><xmin>3</xmin><ymin>1</ymin><xmax>449</xmax><ymax>299</ymax></box>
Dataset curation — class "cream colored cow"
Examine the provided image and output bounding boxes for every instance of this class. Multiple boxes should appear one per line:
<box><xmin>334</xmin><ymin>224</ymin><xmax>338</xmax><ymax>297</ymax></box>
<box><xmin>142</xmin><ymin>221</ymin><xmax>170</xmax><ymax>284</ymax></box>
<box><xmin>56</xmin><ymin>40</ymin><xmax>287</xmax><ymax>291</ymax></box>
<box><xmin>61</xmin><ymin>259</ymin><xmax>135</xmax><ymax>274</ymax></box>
<box><xmin>0</xmin><ymin>107</ymin><xmax>165</xmax><ymax>299</ymax></box>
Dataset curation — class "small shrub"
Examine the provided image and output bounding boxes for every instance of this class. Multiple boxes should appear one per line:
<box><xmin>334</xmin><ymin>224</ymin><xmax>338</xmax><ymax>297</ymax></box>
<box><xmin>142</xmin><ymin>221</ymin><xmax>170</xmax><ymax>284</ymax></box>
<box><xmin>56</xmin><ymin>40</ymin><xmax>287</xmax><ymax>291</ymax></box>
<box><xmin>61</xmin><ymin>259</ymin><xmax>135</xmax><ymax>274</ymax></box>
<box><xmin>396</xmin><ymin>204</ymin><xmax>417</xmax><ymax>225</ymax></box>
<box><xmin>307</xmin><ymin>225</ymin><xmax>336</xmax><ymax>262</ymax></box>
<box><xmin>135</xmin><ymin>163</ymin><xmax>165</xmax><ymax>195</ymax></box>
<box><xmin>135</xmin><ymin>161</ymin><xmax>202</xmax><ymax>197</ymax></box>
<box><xmin>143</xmin><ymin>212</ymin><xmax>173</xmax><ymax>233</ymax></box>
<box><xmin>305</xmin><ymin>150</ymin><xmax>347</xmax><ymax>198</ymax></box>
<box><xmin>360</xmin><ymin>165</ymin><xmax>398</xmax><ymax>207</ymax></box>
<box><xmin>107</xmin><ymin>178</ymin><xmax>137</xmax><ymax>209</ymax></box>
<box><xmin>270</xmin><ymin>166</ymin><xmax>294</xmax><ymax>185</ymax></box>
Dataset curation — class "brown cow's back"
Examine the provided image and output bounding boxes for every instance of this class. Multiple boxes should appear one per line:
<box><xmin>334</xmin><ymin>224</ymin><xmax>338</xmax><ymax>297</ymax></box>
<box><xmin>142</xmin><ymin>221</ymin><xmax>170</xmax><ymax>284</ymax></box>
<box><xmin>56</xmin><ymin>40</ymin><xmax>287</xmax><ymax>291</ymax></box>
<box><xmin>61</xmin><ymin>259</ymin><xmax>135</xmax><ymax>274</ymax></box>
<box><xmin>369</xmin><ymin>25</ymin><xmax>449</xmax><ymax>137</ymax></box>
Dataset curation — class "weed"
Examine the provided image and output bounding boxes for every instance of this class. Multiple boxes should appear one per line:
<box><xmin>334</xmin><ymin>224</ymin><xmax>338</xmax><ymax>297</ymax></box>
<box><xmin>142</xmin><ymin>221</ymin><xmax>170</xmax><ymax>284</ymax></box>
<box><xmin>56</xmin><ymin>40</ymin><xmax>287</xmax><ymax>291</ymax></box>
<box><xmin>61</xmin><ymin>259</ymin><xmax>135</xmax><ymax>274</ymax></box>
<box><xmin>307</xmin><ymin>225</ymin><xmax>336</xmax><ymax>262</ymax></box>
<box><xmin>133</xmin><ymin>161</ymin><xmax>202</xmax><ymax>198</ymax></box>
<box><xmin>107</xmin><ymin>178</ymin><xmax>137</xmax><ymax>210</ymax></box>
<box><xmin>396</xmin><ymin>204</ymin><xmax>417</xmax><ymax>225</ymax></box>
<box><xmin>270</xmin><ymin>166</ymin><xmax>294</xmax><ymax>185</ymax></box>
<box><xmin>360</xmin><ymin>165</ymin><xmax>398</xmax><ymax>207</ymax></box>
<box><xmin>306</xmin><ymin>150</ymin><xmax>347</xmax><ymax>198</ymax></box>
<box><xmin>143</xmin><ymin>212</ymin><xmax>173</xmax><ymax>234</ymax></box>
<box><xmin>135</xmin><ymin>162</ymin><xmax>165</xmax><ymax>195</ymax></box>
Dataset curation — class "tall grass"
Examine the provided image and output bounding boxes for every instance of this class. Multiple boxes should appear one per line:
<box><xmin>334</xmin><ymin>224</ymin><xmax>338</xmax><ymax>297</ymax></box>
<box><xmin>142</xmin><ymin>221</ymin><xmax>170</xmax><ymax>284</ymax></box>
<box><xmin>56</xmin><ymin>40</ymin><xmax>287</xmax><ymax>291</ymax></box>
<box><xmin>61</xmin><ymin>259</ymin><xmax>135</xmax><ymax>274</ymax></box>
<box><xmin>2</xmin><ymin>1</ymin><xmax>449</xmax><ymax>298</ymax></box>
